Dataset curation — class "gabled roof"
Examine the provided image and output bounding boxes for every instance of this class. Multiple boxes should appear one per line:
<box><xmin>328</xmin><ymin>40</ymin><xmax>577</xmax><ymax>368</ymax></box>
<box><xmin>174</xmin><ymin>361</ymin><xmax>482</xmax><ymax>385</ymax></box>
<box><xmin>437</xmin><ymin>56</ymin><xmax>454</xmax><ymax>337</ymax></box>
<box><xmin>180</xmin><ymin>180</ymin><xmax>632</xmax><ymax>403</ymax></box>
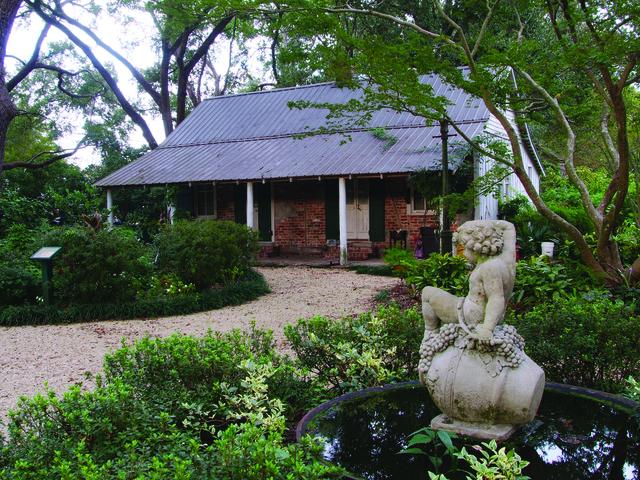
<box><xmin>96</xmin><ymin>76</ymin><xmax>490</xmax><ymax>187</ymax></box>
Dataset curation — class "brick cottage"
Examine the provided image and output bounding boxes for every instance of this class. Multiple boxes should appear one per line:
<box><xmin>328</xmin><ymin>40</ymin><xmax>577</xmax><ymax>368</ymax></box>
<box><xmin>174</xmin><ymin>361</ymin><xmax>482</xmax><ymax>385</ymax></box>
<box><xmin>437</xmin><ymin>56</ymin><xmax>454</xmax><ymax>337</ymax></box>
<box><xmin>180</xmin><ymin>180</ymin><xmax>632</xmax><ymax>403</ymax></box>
<box><xmin>96</xmin><ymin>74</ymin><xmax>543</xmax><ymax>263</ymax></box>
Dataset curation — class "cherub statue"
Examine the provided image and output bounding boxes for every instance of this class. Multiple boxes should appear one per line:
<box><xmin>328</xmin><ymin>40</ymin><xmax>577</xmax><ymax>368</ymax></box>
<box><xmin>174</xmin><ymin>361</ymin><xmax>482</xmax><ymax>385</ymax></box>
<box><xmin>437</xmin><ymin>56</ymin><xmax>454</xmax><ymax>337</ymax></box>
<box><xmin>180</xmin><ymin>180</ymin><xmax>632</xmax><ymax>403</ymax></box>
<box><xmin>421</xmin><ymin>220</ymin><xmax>516</xmax><ymax>342</ymax></box>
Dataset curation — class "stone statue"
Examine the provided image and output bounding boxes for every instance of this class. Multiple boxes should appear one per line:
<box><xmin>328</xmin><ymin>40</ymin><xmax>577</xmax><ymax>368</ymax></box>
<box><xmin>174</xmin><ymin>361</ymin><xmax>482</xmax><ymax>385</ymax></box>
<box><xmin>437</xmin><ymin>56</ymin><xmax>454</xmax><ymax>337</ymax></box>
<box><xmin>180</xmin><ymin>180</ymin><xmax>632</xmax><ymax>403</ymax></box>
<box><xmin>418</xmin><ymin>220</ymin><xmax>544</xmax><ymax>441</ymax></box>
<box><xmin>421</xmin><ymin>220</ymin><xmax>516</xmax><ymax>345</ymax></box>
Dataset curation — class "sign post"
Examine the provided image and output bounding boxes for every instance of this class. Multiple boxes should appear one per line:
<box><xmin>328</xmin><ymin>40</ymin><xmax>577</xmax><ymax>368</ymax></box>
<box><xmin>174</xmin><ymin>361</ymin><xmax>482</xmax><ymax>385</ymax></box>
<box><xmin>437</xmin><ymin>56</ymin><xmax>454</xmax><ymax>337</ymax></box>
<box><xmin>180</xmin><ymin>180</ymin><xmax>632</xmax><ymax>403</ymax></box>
<box><xmin>30</xmin><ymin>247</ymin><xmax>62</xmax><ymax>305</ymax></box>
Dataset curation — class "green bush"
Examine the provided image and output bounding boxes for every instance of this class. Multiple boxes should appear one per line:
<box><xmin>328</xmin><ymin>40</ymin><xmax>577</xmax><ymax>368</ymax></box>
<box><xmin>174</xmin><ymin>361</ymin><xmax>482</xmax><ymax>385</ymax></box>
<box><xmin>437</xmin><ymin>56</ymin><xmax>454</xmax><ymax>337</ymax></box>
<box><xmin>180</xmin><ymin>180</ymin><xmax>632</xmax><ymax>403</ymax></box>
<box><xmin>383</xmin><ymin>247</ymin><xmax>416</xmax><ymax>276</ymax></box>
<box><xmin>0</xmin><ymin>329</ymin><xmax>342</xmax><ymax>479</ymax></box>
<box><xmin>285</xmin><ymin>304</ymin><xmax>423</xmax><ymax>394</ymax></box>
<box><xmin>404</xmin><ymin>253</ymin><xmax>469</xmax><ymax>296</ymax></box>
<box><xmin>154</xmin><ymin>220</ymin><xmax>258</xmax><ymax>290</ymax></box>
<box><xmin>613</xmin><ymin>219</ymin><xmax>640</xmax><ymax>266</ymax></box>
<box><xmin>385</xmin><ymin>249</ymin><xmax>469</xmax><ymax>296</ymax></box>
<box><xmin>0</xmin><ymin>225</ymin><xmax>41</xmax><ymax>305</ymax></box>
<box><xmin>37</xmin><ymin>226</ymin><xmax>152</xmax><ymax>305</ymax></box>
<box><xmin>511</xmin><ymin>256</ymin><xmax>597</xmax><ymax>313</ymax></box>
<box><xmin>510</xmin><ymin>292</ymin><xmax>640</xmax><ymax>392</ymax></box>
<box><xmin>101</xmin><ymin>324</ymin><xmax>321</xmax><ymax>427</ymax></box>
<box><xmin>0</xmin><ymin>269</ymin><xmax>270</xmax><ymax>326</ymax></box>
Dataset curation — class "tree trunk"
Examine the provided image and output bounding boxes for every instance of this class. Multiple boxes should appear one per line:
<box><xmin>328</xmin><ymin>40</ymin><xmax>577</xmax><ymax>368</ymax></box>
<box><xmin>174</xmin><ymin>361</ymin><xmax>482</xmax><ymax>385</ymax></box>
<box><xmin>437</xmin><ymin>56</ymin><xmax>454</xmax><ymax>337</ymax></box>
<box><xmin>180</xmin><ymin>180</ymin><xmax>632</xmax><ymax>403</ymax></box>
<box><xmin>0</xmin><ymin>0</ymin><xmax>23</xmax><ymax>180</ymax></box>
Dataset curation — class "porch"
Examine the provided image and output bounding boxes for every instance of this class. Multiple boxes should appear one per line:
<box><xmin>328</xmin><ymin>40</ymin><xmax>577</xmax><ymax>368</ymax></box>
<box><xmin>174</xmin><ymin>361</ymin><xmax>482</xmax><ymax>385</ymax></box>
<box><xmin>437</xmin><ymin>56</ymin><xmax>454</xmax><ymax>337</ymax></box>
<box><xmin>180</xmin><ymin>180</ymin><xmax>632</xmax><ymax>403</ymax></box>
<box><xmin>169</xmin><ymin>176</ymin><xmax>441</xmax><ymax>263</ymax></box>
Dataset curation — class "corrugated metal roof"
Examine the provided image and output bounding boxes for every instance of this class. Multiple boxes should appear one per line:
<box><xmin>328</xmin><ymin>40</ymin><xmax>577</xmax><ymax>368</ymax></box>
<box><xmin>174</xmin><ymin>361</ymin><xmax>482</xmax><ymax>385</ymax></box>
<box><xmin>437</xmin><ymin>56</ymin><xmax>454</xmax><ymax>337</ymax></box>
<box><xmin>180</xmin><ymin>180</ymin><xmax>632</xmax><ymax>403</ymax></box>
<box><xmin>96</xmin><ymin>76</ymin><xmax>490</xmax><ymax>187</ymax></box>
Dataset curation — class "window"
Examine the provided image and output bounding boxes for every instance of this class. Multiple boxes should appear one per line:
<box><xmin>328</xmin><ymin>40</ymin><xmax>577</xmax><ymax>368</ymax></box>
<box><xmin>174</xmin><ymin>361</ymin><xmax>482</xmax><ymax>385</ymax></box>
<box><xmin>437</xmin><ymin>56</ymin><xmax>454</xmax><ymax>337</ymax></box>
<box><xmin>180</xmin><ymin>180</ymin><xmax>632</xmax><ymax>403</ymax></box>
<box><xmin>410</xmin><ymin>188</ymin><xmax>427</xmax><ymax>214</ymax></box>
<box><xmin>195</xmin><ymin>185</ymin><xmax>217</xmax><ymax>218</ymax></box>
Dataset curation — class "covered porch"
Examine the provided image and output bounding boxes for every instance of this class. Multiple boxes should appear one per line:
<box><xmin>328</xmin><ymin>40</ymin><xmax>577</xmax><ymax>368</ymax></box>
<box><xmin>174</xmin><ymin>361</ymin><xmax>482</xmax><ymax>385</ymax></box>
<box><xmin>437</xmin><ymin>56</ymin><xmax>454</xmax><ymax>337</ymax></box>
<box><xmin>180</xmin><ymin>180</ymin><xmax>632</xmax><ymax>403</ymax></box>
<box><xmin>104</xmin><ymin>174</ymin><xmax>445</xmax><ymax>264</ymax></box>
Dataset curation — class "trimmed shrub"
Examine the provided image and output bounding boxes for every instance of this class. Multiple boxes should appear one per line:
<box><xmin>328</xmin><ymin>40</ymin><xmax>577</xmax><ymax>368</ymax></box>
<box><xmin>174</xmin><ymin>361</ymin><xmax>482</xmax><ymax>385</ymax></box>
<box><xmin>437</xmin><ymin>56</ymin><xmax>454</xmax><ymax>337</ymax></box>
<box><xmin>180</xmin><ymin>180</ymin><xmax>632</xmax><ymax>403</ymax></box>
<box><xmin>0</xmin><ymin>269</ymin><xmax>270</xmax><ymax>326</ymax></box>
<box><xmin>37</xmin><ymin>226</ymin><xmax>152</xmax><ymax>305</ymax></box>
<box><xmin>510</xmin><ymin>292</ymin><xmax>640</xmax><ymax>392</ymax></box>
<box><xmin>154</xmin><ymin>220</ymin><xmax>258</xmax><ymax>290</ymax></box>
<box><xmin>285</xmin><ymin>304</ymin><xmax>423</xmax><ymax>394</ymax></box>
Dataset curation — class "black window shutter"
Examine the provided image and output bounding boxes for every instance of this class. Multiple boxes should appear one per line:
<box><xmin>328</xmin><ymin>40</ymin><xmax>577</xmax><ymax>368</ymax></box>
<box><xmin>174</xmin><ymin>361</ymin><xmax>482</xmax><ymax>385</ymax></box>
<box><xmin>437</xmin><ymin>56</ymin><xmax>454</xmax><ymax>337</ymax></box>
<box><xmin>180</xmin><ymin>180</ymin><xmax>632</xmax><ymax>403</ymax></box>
<box><xmin>176</xmin><ymin>185</ymin><xmax>194</xmax><ymax>217</ymax></box>
<box><xmin>324</xmin><ymin>180</ymin><xmax>339</xmax><ymax>240</ymax></box>
<box><xmin>234</xmin><ymin>184</ymin><xmax>247</xmax><ymax>224</ymax></box>
<box><xmin>369</xmin><ymin>179</ymin><xmax>386</xmax><ymax>242</ymax></box>
<box><xmin>256</xmin><ymin>183</ymin><xmax>272</xmax><ymax>241</ymax></box>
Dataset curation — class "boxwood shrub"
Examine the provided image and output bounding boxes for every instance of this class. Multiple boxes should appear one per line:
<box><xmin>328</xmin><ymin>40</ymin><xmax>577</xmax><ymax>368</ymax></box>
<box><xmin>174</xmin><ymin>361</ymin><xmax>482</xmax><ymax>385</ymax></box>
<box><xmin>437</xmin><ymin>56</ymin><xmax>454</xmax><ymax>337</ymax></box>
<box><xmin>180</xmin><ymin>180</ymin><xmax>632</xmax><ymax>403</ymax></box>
<box><xmin>154</xmin><ymin>220</ymin><xmax>258</xmax><ymax>290</ymax></box>
<box><xmin>37</xmin><ymin>226</ymin><xmax>153</xmax><ymax>305</ymax></box>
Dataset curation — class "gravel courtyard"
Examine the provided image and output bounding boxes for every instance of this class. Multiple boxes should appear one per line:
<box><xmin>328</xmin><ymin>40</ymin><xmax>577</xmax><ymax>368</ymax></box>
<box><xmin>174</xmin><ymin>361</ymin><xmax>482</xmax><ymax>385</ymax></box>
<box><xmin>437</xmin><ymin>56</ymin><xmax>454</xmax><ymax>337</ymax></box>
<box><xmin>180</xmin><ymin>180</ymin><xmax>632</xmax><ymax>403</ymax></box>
<box><xmin>0</xmin><ymin>266</ymin><xmax>398</xmax><ymax>422</ymax></box>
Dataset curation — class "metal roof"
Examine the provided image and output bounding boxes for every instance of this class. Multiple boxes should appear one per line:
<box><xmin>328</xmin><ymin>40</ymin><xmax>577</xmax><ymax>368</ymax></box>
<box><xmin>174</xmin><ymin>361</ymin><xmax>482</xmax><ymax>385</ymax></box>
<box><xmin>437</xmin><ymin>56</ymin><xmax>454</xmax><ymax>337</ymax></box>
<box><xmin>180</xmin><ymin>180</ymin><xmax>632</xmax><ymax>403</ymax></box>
<box><xmin>96</xmin><ymin>76</ymin><xmax>491</xmax><ymax>187</ymax></box>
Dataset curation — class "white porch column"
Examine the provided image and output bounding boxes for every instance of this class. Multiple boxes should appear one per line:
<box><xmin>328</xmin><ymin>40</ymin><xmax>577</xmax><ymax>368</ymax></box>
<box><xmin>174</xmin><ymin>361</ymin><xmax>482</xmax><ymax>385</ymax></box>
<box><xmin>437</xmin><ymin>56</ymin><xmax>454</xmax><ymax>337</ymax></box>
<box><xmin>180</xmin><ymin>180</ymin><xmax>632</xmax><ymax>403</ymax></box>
<box><xmin>106</xmin><ymin>189</ymin><xmax>114</xmax><ymax>226</ymax></box>
<box><xmin>338</xmin><ymin>177</ymin><xmax>348</xmax><ymax>265</ymax></box>
<box><xmin>168</xmin><ymin>205</ymin><xmax>175</xmax><ymax>225</ymax></box>
<box><xmin>246</xmin><ymin>181</ymin><xmax>254</xmax><ymax>229</ymax></box>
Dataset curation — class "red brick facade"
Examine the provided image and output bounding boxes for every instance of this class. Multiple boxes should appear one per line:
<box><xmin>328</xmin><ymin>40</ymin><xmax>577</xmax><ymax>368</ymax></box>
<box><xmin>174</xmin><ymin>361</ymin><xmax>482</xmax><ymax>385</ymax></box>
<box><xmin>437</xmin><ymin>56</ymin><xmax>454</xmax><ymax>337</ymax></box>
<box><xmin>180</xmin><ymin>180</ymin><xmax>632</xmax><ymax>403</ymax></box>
<box><xmin>213</xmin><ymin>177</ymin><xmax>440</xmax><ymax>261</ymax></box>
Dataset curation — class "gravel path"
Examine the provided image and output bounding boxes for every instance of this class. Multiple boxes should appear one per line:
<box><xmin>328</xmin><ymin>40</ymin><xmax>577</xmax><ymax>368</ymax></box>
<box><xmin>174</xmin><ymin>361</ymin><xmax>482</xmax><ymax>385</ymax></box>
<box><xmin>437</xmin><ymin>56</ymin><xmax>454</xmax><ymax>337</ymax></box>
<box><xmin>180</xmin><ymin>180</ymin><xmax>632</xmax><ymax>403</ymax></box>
<box><xmin>0</xmin><ymin>266</ymin><xmax>398</xmax><ymax>422</ymax></box>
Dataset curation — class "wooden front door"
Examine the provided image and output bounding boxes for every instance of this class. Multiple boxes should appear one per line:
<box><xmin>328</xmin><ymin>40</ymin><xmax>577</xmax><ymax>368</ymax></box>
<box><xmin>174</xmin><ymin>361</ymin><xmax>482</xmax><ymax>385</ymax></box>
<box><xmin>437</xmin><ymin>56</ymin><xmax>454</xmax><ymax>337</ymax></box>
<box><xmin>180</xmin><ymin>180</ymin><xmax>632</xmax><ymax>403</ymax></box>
<box><xmin>347</xmin><ymin>179</ymin><xmax>369</xmax><ymax>240</ymax></box>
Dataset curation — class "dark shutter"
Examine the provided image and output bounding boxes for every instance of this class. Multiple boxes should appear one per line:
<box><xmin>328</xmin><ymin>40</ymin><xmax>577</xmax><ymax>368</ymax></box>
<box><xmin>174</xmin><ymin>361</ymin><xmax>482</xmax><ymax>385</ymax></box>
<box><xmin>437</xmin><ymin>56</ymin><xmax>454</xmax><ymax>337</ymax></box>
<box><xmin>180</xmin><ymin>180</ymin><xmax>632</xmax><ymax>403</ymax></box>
<box><xmin>256</xmin><ymin>183</ymin><xmax>272</xmax><ymax>241</ymax></box>
<box><xmin>369</xmin><ymin>178</ymin><xmax>386</xmax><ymax>242</ymax></box>
<box><xmin>176</xmin><ymin>185</ymin><xmax>194</xmax><ymax>217</ymax></box>
<box><xmin>324</xmin><ymin>179</ymin><xmax>339</xmax><ymax>240</ymax></box>
<box><xmin>234</xmin><ymin>184</ymin><xmax>247</xmax><ymax>224</ymax></box>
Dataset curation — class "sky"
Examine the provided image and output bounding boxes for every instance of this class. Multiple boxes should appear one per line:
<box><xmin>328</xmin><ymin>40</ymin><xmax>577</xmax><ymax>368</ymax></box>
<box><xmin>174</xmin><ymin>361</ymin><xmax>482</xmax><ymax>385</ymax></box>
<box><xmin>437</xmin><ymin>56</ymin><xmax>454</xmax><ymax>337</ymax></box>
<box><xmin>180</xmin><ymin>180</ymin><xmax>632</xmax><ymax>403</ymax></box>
<box><xmin>7</xmin><ymin>3</ymin><xmax>269</xmax><ymax>169</ymax></box>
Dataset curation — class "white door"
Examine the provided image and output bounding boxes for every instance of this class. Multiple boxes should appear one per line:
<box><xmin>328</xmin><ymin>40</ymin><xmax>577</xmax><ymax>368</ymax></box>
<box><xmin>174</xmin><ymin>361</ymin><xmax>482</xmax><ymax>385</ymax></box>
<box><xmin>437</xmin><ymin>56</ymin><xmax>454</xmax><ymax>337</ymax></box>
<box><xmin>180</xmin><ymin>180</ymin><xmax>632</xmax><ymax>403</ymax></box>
<box><xmin>347</xmin><ymin>179</ymin><xmax>369</xmax><ymax>239</ymax></box>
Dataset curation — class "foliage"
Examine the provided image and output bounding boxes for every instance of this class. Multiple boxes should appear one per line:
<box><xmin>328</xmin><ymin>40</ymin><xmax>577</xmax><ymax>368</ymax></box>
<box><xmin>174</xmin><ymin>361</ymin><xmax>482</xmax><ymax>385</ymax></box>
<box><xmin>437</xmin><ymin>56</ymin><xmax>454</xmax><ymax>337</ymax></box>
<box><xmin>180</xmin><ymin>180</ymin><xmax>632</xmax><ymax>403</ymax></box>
<box><xmin>383</xmin><ymin>247</ymin><xmax>416</xmax><ymax>277</ymax></box>
<box><xmin>401</xmin><ymin>427</ymin><xmax>459</xmax><ymax>475</ymax></box>
<box><xmin>509</xmin><ymin>292</ymin><xmax>640</xmax><ymax>392</ymax></box>
<box><xmin>0</xmin><ymin>225</ymin><xmax>41</xmax><ymax>305</ymax></box>
<box><xmin>371</xmin><ymin>127</ymin><xmax>398</xmax><ymax>151</ymax></box>
<box><xmin>453</xmin><ymin>441</ymin><xmax>529</xmax><ymax>480</ymax></box>
<box><xmin>154</xmin><ymin>220</ymin><xmax>258</xmax><ymax>290</ymax></box>
<box><xmin>37</xmin><ymin>226</ymin><xmax>152</xmax><ymax>305</ymax></box>
<box><xmin>613</xmin><ymin>219</ymin><xmax>640</xmax><ymax>266</ymax></box>
<box><xmin>138</xmin><ymin>273</ymin><xmax>197</xmax><ymax>299</ymax></box>
<box><xmin>404</xmin><ymin>254</ymin><xmax>469</xmax><ymax>296</ymax></box>
<box><xmin>511</xmin><ymin>256</ymin><xmax>597</xmax><ymax>313</ymax></box>
<box><xmin>625</xmin><ymin>376</ymin><xmax>640</xmax><ymax>402</ymax></box>
<box><xmin>285</xmin><ymin>304</ymin><xmax>422</xmax><ymax>394</ymax></box>
<box><xmin>0</xmin><ymin>328</ymin><xmax>342</xmax><ymax>479</ymax></box>
<box><xmin>403</xmin><ymin>429</ymin><xmax>529</xmax><ymax>480</ymax></box>
<box><xmin>384</xmin><ymin>248</ymin><xmax>469</xmax><ymax>296</ymax></box>
<box><xmin>0</xmin><ymin>269</ymin><xmax>269</xmax><ymax>326</ymax></box>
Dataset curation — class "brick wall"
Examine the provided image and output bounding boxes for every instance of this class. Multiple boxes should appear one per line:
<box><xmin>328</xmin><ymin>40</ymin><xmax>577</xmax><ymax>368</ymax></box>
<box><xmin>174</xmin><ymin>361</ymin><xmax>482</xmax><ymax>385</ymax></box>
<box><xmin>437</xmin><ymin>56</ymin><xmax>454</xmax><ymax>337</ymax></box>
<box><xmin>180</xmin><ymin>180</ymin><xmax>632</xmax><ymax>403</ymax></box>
<box><xmin>214</xmin><ymin>177</ymin><xmax>440</xmax><ymax>261</ymax></box>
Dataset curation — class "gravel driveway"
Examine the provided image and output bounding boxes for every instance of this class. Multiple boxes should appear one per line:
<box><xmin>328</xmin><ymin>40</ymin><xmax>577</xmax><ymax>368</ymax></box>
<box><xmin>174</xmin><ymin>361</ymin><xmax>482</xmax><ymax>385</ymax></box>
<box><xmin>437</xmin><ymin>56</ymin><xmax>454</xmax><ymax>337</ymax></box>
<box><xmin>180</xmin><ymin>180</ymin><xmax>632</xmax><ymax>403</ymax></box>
<box><xmin>0</xmin><ymin>266</ymin><xmax>398</xmax><ymax>422</ymax></box>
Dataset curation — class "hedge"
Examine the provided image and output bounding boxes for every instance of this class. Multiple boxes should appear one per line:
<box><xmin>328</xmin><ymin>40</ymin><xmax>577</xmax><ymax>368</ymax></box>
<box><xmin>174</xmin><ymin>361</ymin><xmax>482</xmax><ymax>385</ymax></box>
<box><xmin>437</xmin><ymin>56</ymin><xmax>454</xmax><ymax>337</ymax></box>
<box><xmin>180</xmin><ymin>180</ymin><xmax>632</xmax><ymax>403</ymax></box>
<box><xmin>0</xmin><ymin>269</ymin><xmax>269</xmax><ymax>327</ymax></box>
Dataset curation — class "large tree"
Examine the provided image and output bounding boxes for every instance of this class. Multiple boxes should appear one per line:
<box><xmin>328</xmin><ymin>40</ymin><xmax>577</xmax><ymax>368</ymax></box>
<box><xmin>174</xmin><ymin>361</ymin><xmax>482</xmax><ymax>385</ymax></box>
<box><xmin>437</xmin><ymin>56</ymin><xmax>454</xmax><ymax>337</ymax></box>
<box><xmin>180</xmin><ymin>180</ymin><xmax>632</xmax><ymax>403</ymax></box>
<box><xmin>25</xmin><ymin>0</ymin><xmax>264</xmax><ymax>147</ymax></box>
<box><xmin>296</xmin><ymin>0</ymin><xmax>639</xmax><ymax>284</ymax></box>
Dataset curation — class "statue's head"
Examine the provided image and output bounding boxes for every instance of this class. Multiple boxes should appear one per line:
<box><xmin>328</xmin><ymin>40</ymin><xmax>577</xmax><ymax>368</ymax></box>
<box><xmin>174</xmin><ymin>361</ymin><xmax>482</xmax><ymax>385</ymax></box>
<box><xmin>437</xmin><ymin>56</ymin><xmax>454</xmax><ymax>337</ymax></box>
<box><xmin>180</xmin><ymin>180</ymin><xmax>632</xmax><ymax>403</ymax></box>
<box><xmin>454</xmin><ymin>220</ymin><xmax>506</xmax><ymax>261</ymax></box>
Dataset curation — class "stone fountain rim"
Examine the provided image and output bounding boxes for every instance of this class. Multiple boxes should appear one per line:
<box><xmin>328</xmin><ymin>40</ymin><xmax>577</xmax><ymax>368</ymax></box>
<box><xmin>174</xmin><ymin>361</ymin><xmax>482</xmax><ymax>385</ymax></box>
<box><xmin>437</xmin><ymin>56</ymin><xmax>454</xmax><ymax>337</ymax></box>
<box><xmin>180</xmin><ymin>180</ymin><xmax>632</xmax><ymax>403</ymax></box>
<box><xmin>295</xmin><ymin>380</ymin><xmax>640</xmax><ymax>441</ymax></box>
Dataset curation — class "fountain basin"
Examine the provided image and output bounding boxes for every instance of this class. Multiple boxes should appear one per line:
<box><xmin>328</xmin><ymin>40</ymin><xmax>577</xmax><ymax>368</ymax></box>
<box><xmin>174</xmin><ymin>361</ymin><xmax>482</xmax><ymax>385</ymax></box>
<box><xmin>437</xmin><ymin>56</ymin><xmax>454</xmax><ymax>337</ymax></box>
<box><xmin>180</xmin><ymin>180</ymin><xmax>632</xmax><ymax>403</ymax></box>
<box><xmin>296</xmin><ymin>381</ymin><xmax>639</xmax><ymax>479</ymax></box>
